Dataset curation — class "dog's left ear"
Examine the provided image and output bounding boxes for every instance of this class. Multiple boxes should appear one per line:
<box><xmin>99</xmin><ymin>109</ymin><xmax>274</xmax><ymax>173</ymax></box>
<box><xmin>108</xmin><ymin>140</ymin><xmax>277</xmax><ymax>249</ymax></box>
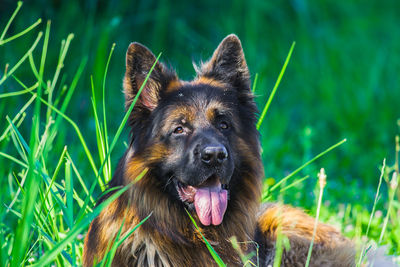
<box><xmin>196</xmin><ymin>34</ymin><xmax>250</xmax><ymax>90</ymax></box>
<box><xmin>124</xmin><ymin>42</ymin><xmax>178</xmax><ymax>111</ymax></box>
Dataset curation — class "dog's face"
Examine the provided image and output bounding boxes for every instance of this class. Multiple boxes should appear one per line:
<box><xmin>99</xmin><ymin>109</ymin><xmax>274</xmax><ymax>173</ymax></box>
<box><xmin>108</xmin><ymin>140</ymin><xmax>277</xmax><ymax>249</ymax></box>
<box><xmin>123</xmin><ymin>35</ymin><xmax>260</xmax><ymax>226</ymax></box>
<box><xmin>155</xmin><ymin>86</ymin><xmax>236</xmax><ymax>186</ymax></box>
<box><xmin>152</xmin><ymin>85</ymin><xmax>238</xmax><ymax>226</ymax></box>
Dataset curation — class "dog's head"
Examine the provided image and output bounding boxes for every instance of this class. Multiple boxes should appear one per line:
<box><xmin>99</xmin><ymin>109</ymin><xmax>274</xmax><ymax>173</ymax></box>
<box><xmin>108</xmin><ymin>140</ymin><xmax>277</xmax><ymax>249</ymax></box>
<box><xmin>123</xmin><ymin>35</ymin><xmax>261</xmax><ymax>227</ymax></box>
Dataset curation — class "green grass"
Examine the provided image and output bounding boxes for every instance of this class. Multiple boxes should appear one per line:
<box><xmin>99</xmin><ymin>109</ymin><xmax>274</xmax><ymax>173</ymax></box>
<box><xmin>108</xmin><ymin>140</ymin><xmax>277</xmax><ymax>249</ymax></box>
<box><xmin>0</xmin><ymin>1</ymin><xmax>399</xmax><ymax>266</ymax></box>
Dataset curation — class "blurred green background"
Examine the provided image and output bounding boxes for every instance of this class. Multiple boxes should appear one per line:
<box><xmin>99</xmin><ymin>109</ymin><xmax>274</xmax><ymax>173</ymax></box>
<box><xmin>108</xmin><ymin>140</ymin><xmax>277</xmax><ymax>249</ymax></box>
<box><xmin>1</xmin><ymin>0</ymin><xmax>399</xmax><ymax>208</ymax></box>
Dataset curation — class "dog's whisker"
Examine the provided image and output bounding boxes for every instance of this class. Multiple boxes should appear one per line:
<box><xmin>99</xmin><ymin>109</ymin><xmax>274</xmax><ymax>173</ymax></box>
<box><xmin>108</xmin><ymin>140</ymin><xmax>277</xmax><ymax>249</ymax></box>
<box><xmin>164</xmin><ymin>175</ymin><xmax>175</xmax><ymax>190</ymax></box>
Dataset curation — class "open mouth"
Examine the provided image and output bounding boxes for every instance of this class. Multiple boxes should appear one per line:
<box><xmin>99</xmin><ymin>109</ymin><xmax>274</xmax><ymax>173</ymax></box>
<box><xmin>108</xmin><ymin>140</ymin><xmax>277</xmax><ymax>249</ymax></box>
<box><xmin>176</xmin><ymin>175</ymin><xmax>229</xmax><ymax>226</ymax></box>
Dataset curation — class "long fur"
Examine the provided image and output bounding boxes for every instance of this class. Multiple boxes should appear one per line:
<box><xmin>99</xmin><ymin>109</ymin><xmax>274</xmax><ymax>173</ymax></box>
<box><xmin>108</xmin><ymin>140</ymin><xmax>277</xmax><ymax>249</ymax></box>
<box><xmin>83</xmin><ymin>34</ymin><xmax>356</xmax><ymax>267</ymax></box>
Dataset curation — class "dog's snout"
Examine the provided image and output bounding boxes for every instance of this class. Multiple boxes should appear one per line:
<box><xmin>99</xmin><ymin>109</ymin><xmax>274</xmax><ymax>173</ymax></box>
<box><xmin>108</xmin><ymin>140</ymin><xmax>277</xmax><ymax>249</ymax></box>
<box><xmin>200</xmin><ymin>145</ymin><xmax>228</xmax><ymax>165</ymax></box>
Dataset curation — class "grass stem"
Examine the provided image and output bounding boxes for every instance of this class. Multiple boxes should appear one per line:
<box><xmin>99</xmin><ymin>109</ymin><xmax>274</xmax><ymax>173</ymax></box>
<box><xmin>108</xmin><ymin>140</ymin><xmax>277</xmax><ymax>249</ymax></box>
<box><xmin>305</xmin><ymin>168</ymin><xmax>327</xmax><ymax>267</ymax></box>
<box><xmin>256</xmin><ymin>42</ymin><xmax>295</xmax><ymax>130</ymax></box>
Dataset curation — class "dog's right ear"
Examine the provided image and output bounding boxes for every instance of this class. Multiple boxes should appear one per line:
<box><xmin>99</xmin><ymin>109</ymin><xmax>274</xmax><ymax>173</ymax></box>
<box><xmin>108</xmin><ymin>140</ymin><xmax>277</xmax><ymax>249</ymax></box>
<box><xmin>196</xmin><ymin>34</ymin><xmax>250</xmax><ymax>90</ymax></box>
<box><xmin>124</xmin><ymin>43</ymin><xmax>177</xmax><ymax>111</ymax></box>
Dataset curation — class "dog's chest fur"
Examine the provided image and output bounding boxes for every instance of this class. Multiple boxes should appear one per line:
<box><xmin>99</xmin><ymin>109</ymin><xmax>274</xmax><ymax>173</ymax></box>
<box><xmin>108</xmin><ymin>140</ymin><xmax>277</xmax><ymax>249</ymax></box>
<box><xmin>115</xmin><ymin>228</ymin><xmax>247</xmax><ymax>267</ymax></box>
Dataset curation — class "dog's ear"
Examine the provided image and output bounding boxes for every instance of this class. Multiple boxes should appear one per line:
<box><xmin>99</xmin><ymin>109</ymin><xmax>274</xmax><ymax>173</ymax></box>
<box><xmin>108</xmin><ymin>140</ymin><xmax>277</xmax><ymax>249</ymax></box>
<box><xmin>124</xmin><ymin>43</ymin><xmax>177</xmax><ymax>111</ymax></box>
<box><xmin>196</xmin><ymin>34</ymin><xmax>250</xmax><ymax>90</ymax></box>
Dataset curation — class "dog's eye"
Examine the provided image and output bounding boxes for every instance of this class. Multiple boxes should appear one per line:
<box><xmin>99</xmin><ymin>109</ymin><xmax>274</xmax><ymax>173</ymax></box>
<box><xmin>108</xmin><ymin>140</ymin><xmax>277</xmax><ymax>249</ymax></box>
<box><xmin>173</xmin><ymin>126</ymin><xmax>184</xmax><ymax>134</ymax></box>
<box><xmin>219</xmin><ymin>121</ymin><xmax>229</xmax><ymax>130</ymax></box>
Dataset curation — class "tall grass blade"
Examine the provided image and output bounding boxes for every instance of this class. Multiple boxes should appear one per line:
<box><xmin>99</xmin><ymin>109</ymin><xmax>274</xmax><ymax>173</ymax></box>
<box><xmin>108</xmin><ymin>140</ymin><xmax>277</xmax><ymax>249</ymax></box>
<box><xmin>356</xmin><ymin>159</ymin><xmax>386</xmax><ymax>266</ymax></box>
<box><xmin>0</xmin><ymin>19</ymin><xmax>42</xmax><ymax>46</ymax></box>
<box><xmin>252</xmin><ymin>73</ymin><xmax>258</xmax><ymax>93</ymax></box>
<box><xmin>378</xmin><ymin>172</ymin><xmax>398</xmax><ymax>244</ymax></box>
<box><xmin>0</xmin><ymin>31</ymin><xmax>43</xmax><ymax>86</ymax></box>
<box><xmin>0</xmin><ymin>82</ymin><xmax>38</xmax><ymax>98</ymax></box>
<box><xmin>267</xmin><ymin>138</ymin><xmax>346</xmax><ymax>195</ymax></box>
<box><xmin>305</xmin><ymin>168</ymin><xmax>327</xmax><ymax>267</ymax></box>
<box><xmin>0</xmin><ymin>94</ymin><xmax>36</xmax><ymax>141</ymax></box>
<box><xmin>256</xmin><ymin>42</ymin><xmax>295</xmax><ymax>130</ymax></box>
<box><xmin>102</xmin><ymin>43</ymin><xmax>116</xmax><ymax>182</ymax></box>
<box><xmin>0</xmin><ymin>1</ymin><xmax>23</xmax><ymax>42</ymax></box>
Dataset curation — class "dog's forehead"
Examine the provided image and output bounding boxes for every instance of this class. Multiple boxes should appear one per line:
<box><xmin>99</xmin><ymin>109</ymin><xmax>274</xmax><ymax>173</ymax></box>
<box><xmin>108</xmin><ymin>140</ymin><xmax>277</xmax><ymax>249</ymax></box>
<box><xmin>172</xmin><ymin>84</ymin><xmax>232</xmax><ymax>111</ymax></box>
<box><xmin>158</xmin><ymin>84</ymin><xmax>236</xmax><ymax>129</ymax></box>
<box><xmin>167</xmin><ymin>99</ymin><xmax>229</xmax><ymax>120</ymax></box>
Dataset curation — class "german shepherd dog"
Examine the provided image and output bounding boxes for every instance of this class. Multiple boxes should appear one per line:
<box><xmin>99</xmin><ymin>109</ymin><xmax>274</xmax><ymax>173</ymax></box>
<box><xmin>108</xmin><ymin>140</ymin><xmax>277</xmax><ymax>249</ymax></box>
<box><xmin>83</xmin><ymin>35</ymin><xmax>355</xmax><ymax>266</ymax></box>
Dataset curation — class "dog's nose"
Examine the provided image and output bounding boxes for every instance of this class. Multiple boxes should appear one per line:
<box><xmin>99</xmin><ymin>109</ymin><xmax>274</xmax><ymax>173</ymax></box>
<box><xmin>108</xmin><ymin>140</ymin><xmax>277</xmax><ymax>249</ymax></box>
<box><xmin>201</xmin><ymin>145</ymin><xmax>228</xmax><ymax>165</ymax></box>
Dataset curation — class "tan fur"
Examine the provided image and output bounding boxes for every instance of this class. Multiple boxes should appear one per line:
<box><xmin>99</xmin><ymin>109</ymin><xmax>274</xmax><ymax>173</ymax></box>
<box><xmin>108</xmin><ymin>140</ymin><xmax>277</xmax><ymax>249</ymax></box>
<box><xmin>165</xmin><ymin>79</ymin><xmax>183</xmax><ymax>92</ymax></box>
<box><xmin>205</xmin><ymin>101</ymin><xmax>233</xmax><ymax>122</ymax></box>
<box><xmin>160</xmin><ymin>105</ymin><xmax>196</xmax><ymax>131</ymax></box>
<box><xmin>192</xmin><ymin>76</ymin><xmax>226</xmax><ymax>88</ymax></box>
<box><xmin>257</xmin><ymin>203</ymin><xmax>355</xmax><ymax>266</ymax></box>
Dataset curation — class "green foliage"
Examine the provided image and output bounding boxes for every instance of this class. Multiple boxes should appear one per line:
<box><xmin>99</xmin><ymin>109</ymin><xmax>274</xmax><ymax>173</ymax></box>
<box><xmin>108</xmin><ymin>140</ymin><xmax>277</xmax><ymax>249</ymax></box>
<box><xmin>0</xmin><ymin>1</ymin><xmax>399</xmax><ymax>266</ymax></box>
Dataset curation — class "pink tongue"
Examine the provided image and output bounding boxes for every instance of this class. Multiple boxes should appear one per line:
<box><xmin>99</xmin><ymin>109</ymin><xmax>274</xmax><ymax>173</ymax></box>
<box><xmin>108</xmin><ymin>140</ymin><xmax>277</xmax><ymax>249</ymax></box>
<box><xmin>194</xmin><ymin>187</ymin><xmax>228</xmax><ymax>226</ymax></box>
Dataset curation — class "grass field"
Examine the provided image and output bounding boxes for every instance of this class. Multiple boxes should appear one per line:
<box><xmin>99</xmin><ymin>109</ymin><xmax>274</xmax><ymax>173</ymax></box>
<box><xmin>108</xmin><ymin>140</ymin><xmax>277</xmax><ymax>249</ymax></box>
<box><xmin>0</xmin><ymin>1</ymin><xmax>399</xmax><ymax>266</ymax></box>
